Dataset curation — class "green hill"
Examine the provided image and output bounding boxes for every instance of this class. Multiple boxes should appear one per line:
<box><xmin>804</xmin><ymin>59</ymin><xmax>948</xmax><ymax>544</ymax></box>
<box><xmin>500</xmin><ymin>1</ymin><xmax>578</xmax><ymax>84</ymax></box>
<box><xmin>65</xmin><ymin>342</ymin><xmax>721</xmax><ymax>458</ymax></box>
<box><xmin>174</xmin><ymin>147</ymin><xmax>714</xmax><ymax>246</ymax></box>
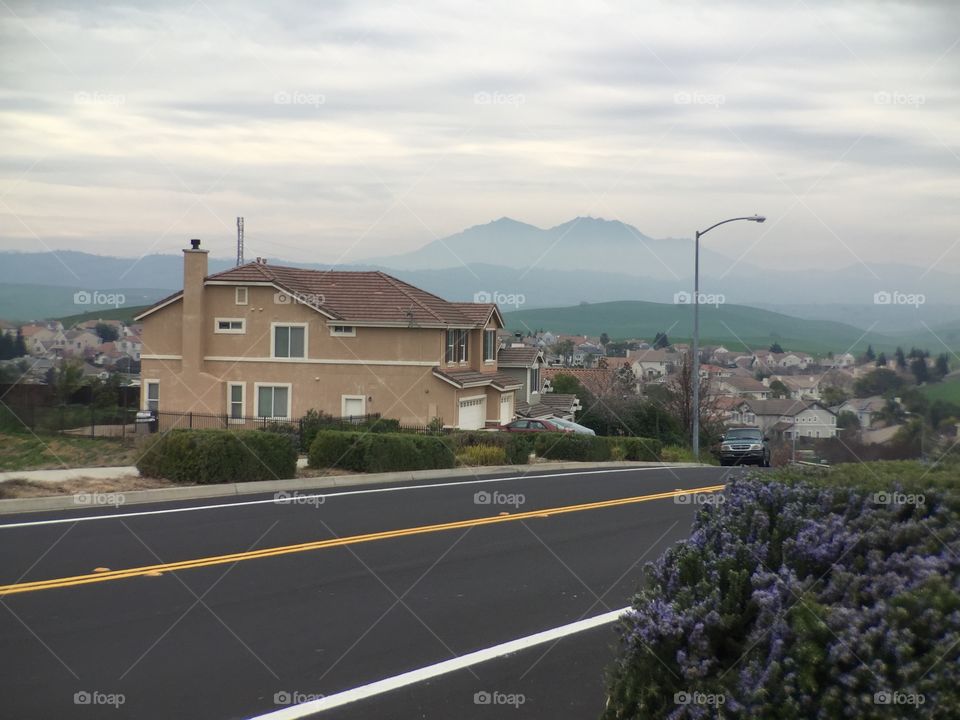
<box><xmin>0</xmin><ymin>283</ymin><xmax>168</xmax><ymax>324</ymax></box>
<box><xmin>57</xmin><ymin>304</ymin><xmax>153</xmax><ymax>328</ymax></box>
<box><xmin>503</xmin><ymin>300</ymin><xmax>900</xmax><ymax>355</ymax></box>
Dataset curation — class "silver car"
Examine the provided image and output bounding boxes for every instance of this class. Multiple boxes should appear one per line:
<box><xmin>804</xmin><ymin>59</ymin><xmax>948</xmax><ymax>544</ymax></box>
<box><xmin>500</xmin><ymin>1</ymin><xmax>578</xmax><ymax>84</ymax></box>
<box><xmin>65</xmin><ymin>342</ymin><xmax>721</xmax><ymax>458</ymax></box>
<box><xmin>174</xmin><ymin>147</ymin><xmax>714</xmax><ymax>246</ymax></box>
<box><xmin>548</xmin><ymin>417</ymin><xmax>596</xmax><ymax>435</ymax></box>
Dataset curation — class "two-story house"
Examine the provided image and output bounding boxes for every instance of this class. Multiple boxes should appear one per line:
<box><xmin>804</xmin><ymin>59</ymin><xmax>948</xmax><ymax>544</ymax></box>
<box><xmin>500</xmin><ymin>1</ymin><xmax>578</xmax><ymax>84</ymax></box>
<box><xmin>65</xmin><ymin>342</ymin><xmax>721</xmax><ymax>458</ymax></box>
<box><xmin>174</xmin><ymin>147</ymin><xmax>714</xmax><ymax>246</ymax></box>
<box><xmin>136</xmin><ymin>240</ymin><xmax>521</xmax><ymax>429</ymax></box>
<box><xmin>729</xmin><ymin>398</ymin><xmax>837</xmax><ymax>439</ymax></box>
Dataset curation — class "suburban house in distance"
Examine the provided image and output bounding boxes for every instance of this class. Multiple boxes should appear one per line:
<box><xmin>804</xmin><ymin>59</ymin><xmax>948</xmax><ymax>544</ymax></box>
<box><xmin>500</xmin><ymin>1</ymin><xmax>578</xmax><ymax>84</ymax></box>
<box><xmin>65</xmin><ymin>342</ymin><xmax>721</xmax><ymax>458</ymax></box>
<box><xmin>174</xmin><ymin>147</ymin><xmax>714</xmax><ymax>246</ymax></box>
<box><xmin>729</xmin><ymin>398</ymin><xmax>838</xmax><ymax>440</ymax></box>
<box><xmin>135</xmin><ymin>240</ymin><xmax>522</xmax><ymax>429</ymax></box>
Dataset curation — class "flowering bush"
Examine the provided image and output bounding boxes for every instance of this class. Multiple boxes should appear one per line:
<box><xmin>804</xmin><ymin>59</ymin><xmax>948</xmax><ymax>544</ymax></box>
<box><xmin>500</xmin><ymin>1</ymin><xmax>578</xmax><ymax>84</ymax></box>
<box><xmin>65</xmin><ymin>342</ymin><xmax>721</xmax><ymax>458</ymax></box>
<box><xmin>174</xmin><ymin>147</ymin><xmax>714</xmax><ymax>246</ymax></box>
<box><xmin>604</xmin><ymin>468</ymin><xmax>960</xmax><ymax>719</ymax></box>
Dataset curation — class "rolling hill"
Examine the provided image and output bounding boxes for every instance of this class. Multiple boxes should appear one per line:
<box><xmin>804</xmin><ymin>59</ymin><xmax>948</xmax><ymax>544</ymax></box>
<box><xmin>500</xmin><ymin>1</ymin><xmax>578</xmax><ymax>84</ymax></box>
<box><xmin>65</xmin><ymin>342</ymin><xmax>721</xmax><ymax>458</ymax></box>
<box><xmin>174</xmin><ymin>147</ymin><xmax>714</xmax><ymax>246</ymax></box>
<box><xmin>503</xmin><ymin>300</ymin><xmax>902</xmax><ymax>355</ymax></box>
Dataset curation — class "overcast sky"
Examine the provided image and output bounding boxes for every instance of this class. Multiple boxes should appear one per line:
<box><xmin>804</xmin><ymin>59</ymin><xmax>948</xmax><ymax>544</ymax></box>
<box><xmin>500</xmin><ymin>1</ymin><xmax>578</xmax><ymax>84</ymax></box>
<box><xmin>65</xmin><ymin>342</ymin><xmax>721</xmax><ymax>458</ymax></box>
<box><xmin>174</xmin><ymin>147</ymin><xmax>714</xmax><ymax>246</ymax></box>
<box><xmin>1</xmin><ymin>0</ymin><xmax>958</xmax><ymax>273</ymax></box>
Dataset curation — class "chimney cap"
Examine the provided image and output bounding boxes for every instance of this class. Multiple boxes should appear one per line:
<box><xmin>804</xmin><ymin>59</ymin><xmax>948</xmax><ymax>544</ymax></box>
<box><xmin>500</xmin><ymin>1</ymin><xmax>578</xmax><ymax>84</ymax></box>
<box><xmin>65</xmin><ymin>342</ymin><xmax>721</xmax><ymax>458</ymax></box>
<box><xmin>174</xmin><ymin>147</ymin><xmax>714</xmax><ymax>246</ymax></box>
<box><xmin>189</xmin><ymin>238</ymin><xmax>201</xmax><ymax>250</ymax></box>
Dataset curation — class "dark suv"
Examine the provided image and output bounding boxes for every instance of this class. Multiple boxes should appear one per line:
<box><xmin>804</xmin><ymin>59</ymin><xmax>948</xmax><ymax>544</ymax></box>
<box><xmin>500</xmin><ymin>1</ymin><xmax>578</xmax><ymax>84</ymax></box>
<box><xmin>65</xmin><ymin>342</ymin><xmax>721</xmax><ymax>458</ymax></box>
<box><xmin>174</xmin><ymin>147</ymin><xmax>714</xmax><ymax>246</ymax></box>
<box><xmin>717</xmin><ymin>428</ymin><xmax>770</xmax><ymax>467</ymax></box>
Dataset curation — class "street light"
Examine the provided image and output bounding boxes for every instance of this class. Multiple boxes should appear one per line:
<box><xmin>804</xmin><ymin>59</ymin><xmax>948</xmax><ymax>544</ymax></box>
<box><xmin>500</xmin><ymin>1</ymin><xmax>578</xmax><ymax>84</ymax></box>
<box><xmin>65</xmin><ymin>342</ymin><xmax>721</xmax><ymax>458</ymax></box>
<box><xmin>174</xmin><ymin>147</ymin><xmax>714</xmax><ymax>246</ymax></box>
<box><xmin>691</xmin><ymin>214</ymin><xmax>765</xmax><ymax>461</ymax></box>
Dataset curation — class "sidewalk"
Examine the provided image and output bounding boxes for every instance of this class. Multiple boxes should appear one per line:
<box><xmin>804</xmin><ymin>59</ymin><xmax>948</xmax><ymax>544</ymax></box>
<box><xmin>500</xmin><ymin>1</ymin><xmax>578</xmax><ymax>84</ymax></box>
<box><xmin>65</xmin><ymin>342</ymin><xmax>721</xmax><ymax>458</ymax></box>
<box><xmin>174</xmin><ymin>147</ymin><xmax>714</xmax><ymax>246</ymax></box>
<box><xmin>0</xmin><ymin>461</ymin><xmax>707</xmax><ymax>515</ymax></box>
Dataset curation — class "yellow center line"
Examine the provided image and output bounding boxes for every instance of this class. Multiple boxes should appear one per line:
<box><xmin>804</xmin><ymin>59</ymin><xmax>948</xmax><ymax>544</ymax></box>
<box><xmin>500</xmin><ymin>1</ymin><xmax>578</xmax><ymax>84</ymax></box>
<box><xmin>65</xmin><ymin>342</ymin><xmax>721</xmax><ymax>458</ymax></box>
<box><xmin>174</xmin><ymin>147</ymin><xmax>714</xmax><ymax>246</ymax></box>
<box><xmin>0</xmin><ymin>484</ymin><xmax>725</xmax><ymax>597</ymax></box>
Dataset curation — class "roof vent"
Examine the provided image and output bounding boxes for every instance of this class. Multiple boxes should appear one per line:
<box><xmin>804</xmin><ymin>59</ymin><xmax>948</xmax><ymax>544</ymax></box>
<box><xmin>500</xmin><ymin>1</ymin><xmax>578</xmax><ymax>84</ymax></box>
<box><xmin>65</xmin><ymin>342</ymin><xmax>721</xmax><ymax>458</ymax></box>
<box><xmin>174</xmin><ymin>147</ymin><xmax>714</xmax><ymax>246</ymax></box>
<box><xmin>190</xmin><ymin>238</ymin><xmax>201</xmax><ymax>250</ymax></box>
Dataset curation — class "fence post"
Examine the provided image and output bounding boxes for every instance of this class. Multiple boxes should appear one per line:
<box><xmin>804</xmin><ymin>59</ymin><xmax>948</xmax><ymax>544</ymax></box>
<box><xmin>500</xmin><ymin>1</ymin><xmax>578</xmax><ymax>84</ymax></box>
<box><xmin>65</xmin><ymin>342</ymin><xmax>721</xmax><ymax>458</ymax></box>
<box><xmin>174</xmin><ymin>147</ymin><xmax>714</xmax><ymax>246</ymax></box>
<box><xmin>90</xmin><ymin>405</ymin><xmax>95</xmax><ymax>439</ymax></box>
<box><xmin>188</xmin><ymin>411</ymin><xmax>193</xmax><ymax>429</ymax></box>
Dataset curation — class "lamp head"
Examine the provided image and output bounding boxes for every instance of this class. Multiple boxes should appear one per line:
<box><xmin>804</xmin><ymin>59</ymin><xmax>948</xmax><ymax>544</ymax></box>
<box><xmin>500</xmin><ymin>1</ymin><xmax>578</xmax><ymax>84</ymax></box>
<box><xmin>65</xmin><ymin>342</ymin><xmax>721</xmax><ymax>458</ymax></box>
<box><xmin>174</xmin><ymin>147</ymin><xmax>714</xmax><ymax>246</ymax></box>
<box><xmin>750</xmin><ymin>215</ymin><xmax>766</xmax><ymax>223</ymax></box>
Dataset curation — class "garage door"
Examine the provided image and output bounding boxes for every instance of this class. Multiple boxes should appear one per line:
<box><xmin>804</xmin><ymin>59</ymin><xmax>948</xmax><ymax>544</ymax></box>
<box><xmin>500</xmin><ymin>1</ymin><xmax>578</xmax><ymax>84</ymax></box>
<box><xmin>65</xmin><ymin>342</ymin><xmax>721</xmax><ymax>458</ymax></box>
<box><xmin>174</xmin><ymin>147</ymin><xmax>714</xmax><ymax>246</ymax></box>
<box><xmin>499</xmin><ymin>393</ymin><xmax>514</xmax><ymax>425</ymax></box>
<box><xmin>458</xmin><ymin>397</ymin><xmax>486</xmax><ymax>430</ymax></box>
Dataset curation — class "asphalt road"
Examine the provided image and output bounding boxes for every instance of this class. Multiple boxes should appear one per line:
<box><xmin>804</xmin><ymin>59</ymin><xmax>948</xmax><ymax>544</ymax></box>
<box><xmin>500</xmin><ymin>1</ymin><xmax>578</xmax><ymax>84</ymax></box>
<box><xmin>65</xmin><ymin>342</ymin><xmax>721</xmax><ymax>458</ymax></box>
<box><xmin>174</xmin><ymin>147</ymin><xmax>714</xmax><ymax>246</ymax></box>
<box><xmin>0</xmin><ymin>465</ymin><xmax>738</xmax><ymax>719</ymax></box>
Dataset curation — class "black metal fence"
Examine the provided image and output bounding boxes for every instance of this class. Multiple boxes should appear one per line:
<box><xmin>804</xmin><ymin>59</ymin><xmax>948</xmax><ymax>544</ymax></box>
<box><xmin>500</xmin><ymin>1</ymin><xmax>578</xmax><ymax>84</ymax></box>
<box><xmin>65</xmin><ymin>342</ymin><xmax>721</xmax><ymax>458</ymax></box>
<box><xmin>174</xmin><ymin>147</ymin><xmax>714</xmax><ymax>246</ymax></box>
<box><xmin>0</xmin><ymin>402</ymin><xmax>446</xmax><ymax>447</ymax></box>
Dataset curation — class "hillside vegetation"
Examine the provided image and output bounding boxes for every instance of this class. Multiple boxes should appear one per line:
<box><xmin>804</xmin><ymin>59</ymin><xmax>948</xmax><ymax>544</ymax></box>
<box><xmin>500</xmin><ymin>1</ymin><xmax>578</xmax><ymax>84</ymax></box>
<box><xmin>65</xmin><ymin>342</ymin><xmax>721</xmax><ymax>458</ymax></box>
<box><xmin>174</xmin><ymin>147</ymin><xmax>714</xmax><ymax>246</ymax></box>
<box><xmin>504</xmin><ymin>300</ymin><xmax>901</xmax><ymax>354</ymax></box>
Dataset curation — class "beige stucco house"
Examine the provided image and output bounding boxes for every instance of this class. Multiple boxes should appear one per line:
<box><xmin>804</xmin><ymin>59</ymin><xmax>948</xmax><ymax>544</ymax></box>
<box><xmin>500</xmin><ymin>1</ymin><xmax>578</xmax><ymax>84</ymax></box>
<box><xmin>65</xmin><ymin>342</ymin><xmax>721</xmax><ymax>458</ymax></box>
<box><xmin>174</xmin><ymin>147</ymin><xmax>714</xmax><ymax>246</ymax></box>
<box><xmin>136</xmin><ymin>241</ymin><xmax>521</xmax><ymax>429</ymax></box>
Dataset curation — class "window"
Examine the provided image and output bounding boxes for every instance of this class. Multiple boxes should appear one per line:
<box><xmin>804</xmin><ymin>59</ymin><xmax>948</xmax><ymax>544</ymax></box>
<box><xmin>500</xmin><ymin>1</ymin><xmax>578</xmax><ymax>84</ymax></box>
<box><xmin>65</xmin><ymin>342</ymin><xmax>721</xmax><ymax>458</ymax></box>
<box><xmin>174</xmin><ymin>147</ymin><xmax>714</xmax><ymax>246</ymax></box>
<box><xmin>215</xmin><ymin>318</ymin><xmax>245</xmax><ymax>334</ymax></box>
<box><xmin>445</xmin><ymin>329</ymin><xmax>469</xmax><ymax>363</ymax></box>
<box><xmin>227</xmin><ymin>383</ymin><xmax>245</xmax><ymax>421</ymax></box>
<box><xmin>330</xmin><ymin>325</ymin><xmax>356</xmax><ymax>337</ymax></box>
<box><xmin>341</xmin><ymin>395</ymin><xmax>366</xmax><ymax>418</ymax></box>
<box><xmin>144</xmin><ymin>380</ymin><xmax>159</xmax><ymax>412</ymax></box>
<box><xmin>530</xmin><ymin>367</ymin><xmax>541</xmax><ymax>394</ymax></box>
<box><xmin>272</xmin><ymin>324</ymin><xmax>306</xmax><ymax>358</ymax></box>
<box><xmin>256</xmin><ymin>384</ymin><xmax>290</xmax><ymax>419</ymax></box>
<box><xmin>235</xmin><ymin>287</ymin><xmax>248</xmax><ymax>305</ymax></box>
<box><xmin>483</xmin><ymin>330</ymin><xmax>497</xmax><ymax>362</ymax></box>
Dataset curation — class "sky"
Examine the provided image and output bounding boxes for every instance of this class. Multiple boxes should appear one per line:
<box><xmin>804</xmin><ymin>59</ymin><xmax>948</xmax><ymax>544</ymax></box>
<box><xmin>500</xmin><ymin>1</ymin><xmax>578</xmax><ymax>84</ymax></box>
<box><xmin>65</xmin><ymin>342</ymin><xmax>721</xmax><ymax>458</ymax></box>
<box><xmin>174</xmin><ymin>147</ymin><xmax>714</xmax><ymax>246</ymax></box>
<box><xmin>1</xmin><ymin>0</ymin><xmax>958</xmax><ymax>274</ymax></box>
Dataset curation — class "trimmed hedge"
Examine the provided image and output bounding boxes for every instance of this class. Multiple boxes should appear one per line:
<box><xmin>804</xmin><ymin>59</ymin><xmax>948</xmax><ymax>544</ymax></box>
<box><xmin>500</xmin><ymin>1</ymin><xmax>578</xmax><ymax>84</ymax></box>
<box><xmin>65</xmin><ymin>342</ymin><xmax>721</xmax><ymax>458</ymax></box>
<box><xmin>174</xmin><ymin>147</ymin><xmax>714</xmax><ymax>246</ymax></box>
<box><xmin>533</xmin><ymin>433</ymin><xmax>662</xmax><ymax>462</ymax></box>
<box><xmin>137</xmin><ymin>429</ymin><xmax>297</xmax><ymax>483</ymax></box>
<box><xmin>308</xmin><ymin>430</ymin><xmax>455</xmax><ymax>473</ymax></box>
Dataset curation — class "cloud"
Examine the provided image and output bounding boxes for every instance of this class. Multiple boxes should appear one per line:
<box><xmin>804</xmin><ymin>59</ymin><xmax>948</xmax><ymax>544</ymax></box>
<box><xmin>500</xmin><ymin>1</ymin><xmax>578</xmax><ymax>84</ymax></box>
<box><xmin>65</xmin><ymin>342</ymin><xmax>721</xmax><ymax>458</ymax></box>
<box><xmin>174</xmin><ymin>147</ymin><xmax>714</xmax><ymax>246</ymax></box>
<box><xmin>0</xmin><ymin>0</ymin><xmax>958</xmax><ymax>275</ymax></box>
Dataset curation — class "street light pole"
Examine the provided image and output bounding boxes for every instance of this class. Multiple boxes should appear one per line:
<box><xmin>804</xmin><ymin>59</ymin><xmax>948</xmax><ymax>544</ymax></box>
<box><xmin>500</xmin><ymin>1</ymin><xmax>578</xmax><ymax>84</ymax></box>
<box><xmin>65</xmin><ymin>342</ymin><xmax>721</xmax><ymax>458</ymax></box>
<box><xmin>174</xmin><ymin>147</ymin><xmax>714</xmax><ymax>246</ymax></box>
<box><xmin>691</xmin><ymin>215</ymin><xmax>765</xmax><ymax>461</ymax></box>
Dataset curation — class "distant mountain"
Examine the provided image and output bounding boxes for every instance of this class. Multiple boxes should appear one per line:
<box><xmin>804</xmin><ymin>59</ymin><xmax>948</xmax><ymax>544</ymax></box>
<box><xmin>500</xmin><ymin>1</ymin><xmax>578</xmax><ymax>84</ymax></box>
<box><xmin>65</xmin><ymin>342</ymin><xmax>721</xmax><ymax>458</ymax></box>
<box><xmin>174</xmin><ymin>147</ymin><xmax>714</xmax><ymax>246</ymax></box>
<box><xmin>363</xmin><ymin>216</ymin><xmax>740</xmax><ymax>279</ymax></box>
<box><xmin>502</xmin><ymin>300</ymin><xmax>908</xmax><ymax>355</ymax></box>
<box><xmin>0</xmin><ymin>283</ymin><xmax>169</xmax><ymax>324</ymax></box>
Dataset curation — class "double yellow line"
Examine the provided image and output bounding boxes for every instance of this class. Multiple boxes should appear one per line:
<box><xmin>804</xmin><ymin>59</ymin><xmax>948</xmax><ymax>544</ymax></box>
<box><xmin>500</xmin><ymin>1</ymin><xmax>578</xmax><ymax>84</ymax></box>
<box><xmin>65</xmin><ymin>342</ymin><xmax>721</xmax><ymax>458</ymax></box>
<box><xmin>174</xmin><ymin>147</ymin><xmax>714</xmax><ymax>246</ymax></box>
<box><xmin>0</xmin><ymin>484</ymin><xmax>724</xmax><ymax>597</ymax></box>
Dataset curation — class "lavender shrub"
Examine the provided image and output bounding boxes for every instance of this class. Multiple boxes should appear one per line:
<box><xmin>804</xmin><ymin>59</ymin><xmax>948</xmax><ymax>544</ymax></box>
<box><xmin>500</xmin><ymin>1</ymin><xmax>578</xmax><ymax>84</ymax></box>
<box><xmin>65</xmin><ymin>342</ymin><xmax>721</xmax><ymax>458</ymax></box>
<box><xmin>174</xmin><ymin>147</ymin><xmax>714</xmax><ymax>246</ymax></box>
<box><xmin>603</xmin><ymin>474</ymin><xmax>960</xmax><ymax>719</ymax></box>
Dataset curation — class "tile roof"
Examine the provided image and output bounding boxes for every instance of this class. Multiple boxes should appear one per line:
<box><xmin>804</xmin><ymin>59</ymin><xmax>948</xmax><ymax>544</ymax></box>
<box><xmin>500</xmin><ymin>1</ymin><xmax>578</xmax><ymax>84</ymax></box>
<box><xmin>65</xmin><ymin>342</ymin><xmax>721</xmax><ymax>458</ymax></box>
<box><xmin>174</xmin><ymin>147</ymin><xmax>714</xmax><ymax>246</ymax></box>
<box><xmin>538</xmin><ymin>393</ymin><xmax>580</xmax><ymax>412</ymax></box>
<box><xmin>738</xmin><ymin>398</ymin><xmax>832</xmax><ymax>417</ymax></box>
<box><xmin>515</xmin><ymin>401</ymin><xmax>555</xmax><ymax>419</ymax></box>
<box><xmin>139</xmin><ymin>263</ymin><xmax>500</xmax><ymax>328</ymax></box>
<box><xmin>431</xmin><ymin>368</ymin><xmax>522</xmax><ymax>391</ymax></box>
<box><xmin>721</xmin><ymin>376</ymin><xmax>769</xmax><ymax>392</ymax></box>
<box><xmin>496</xmin><ymin>346</ymin><xmax>542</xmax><ymax>366</ymax></box>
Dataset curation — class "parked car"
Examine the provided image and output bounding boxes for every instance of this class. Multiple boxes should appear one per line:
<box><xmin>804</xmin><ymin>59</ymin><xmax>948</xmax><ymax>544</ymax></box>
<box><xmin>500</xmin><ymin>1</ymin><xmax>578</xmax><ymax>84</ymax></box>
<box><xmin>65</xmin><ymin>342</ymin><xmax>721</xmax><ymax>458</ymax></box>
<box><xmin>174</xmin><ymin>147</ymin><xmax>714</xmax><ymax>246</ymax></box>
<box><xmin>547</xmin><ymin>417</ymin><xmax>596</xmax><ymax>435</ymax></box>
<box><xmin>717</xmin><ymin>428</ymin><xmax>770</xmax><ymax>467</ymax></box>
<box><xmin>500</xmin><ymin>418</ymin><xmax>570</xmax><ymax>433</ymax></box>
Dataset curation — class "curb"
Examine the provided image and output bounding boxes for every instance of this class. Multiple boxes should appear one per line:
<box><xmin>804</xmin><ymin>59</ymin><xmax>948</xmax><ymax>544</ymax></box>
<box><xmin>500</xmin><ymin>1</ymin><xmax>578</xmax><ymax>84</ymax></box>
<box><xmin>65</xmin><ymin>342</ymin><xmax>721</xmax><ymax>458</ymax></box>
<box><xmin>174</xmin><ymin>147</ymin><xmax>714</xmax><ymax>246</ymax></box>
<box><xmin>0</xmin><ymin>462</ymin><xmax>711</xmax><ymax>515</ymax></box>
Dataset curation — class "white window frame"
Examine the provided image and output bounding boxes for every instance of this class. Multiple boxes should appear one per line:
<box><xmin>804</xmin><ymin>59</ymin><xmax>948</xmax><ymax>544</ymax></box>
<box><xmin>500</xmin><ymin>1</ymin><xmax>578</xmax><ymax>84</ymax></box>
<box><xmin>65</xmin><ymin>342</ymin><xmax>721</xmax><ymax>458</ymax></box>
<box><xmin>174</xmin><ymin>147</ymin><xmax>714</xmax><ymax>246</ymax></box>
<box><xmin>270</xmin><ymin>322</ymin><xmax>308</xmax><ymax>359</ymax></box>
<box><xmin>329</xmin><ymin>325</ymin><xmax>356</xmax><ymax>337</ymax></box>
<box><xmin>235</xmin><ymin>287</ymin><xmax>248</xmax><ymax>305</ymax></box>
<box><xmin>483</xmin><ymin>330</ymin><xmax>497</xmax><ymax>363</ymax></box>
<box><xmin>254</xmin><ymin>382</ymin><xmax>292</xmax><ymax>420</ymax></box>
<box><xmin>215</xmin><ymin>317</ymin><xmax>246</xmax><ymax>334</ymax></box>
<box><xmin>143</xmin><ymin>379</ymin><xmax>160</xmax><ymax>412</ymax></box>
<box><xmin>341</xmin><ymin>394</ymin><xmax>367</xmax><ymax>418</ymax></box>
<box><xmin>227</xmin><ymin>382</ymin><xmax>245</xmax><ymax>422</ymax></box>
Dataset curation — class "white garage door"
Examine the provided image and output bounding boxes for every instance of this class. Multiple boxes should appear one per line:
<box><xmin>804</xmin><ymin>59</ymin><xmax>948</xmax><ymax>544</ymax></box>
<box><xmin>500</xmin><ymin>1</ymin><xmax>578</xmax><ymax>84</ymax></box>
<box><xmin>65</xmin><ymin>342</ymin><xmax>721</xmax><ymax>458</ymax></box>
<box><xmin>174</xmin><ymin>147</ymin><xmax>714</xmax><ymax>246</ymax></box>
<box><xmin>499</xmin><ymin>393</ymin><xmax>514</xmax><ymax>425</ymax></box>
<box><xmin>458</xmin><ymin>397</ymin><xmax>486</xmax><ymax>430</ymax></box>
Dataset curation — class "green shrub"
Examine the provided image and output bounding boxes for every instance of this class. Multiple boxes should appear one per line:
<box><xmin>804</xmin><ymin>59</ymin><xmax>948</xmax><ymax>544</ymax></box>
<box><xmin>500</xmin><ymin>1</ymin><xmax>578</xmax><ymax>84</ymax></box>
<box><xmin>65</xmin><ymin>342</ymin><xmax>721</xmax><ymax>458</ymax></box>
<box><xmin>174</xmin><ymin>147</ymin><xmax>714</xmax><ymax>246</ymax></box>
<box><xmin>457</xmin><ymin>445</ymin><xmax>508</xmax><ymax>466</ymax></box>
<box><xmin>308</xmin><ymin>430</ymin><xmax>366</xmax><ymax>471</ymax></box>
<box><xmin>137</xmin><ymin>429</ymin><xmax>297</xmax><ymax>483</ymax></box>
<box><xmin>616</xmin><ymin>436</ymin><xmax>662</xmax><ymax>461</ymax></box>
<box><xmin>449</xmin><ymin>431</ymin><xmax>530</xmax><ymax>465</ymax></box>
<box><xmin>533</xmin><ymin>433</ymin><xmax>662</xmax><ymax>462</ymax></box>
<box><xmin>660</xmin><ymin>444</ymin><xmax>694</xmax><ymax>462</ymax></box>
<box><xmin>308</xmin><ymin>431</ymin><xmax>455</xmax><ymax>473</ymax></box>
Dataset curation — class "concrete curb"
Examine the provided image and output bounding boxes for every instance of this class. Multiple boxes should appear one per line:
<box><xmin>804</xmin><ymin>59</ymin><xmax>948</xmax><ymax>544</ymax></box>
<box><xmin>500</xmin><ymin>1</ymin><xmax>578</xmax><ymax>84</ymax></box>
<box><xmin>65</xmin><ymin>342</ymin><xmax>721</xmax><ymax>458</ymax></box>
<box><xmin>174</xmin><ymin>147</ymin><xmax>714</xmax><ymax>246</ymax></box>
<box><xmin>0</xmin><ymin>461</ymin><xmax>711</xmax><ymax>515</ymax></box>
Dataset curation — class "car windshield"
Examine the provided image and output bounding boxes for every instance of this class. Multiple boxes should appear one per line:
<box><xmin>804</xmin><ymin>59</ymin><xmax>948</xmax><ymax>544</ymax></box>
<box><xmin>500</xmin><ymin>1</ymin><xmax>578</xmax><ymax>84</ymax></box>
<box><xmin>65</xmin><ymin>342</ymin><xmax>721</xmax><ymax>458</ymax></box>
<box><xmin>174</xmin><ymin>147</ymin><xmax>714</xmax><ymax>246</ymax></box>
<box><xmin>725</xmin><ymin>429</ymin><xmax>762</xmax><ymax>441</ymax></box>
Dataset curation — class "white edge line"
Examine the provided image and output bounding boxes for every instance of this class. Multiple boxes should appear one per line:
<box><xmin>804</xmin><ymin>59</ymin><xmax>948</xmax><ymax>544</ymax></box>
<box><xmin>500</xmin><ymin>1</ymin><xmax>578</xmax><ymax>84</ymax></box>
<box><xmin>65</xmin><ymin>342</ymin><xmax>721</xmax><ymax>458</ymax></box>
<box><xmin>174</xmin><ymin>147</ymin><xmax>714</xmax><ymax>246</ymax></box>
<box><xmin>0</xmin><ymin>467</ymin><xmax>675</xmax><ymax>529</ymax></box>
<box><xmin>246</xmin><ymin>607</ymin><xmax>630</xmax><ymax>719</ymax></box>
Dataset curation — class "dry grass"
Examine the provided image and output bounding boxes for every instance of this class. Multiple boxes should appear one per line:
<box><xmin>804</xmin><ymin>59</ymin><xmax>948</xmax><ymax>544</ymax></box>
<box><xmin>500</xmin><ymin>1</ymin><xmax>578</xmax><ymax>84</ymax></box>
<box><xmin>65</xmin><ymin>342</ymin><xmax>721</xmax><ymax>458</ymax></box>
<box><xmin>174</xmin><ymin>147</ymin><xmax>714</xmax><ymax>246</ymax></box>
<box><xmin>0</xmin><ymin>476</ymin><xmax>175</xmax><ymax>500</ymax></box>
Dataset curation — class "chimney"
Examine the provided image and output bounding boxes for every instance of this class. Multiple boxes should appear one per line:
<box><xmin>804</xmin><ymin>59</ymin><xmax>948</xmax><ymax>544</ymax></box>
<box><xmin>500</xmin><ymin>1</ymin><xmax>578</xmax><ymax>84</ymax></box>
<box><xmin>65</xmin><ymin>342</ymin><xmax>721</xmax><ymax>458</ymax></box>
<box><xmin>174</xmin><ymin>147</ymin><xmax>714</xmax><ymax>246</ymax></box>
<box><xmin>182</xmin><ymin>239</ymin><xmax>209</xmax><ymax>373</ymax></box>
<box><xmin>511</xmin><ymin>332</ymin><xmax>523</xmax><ymax>348</ymax></box>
